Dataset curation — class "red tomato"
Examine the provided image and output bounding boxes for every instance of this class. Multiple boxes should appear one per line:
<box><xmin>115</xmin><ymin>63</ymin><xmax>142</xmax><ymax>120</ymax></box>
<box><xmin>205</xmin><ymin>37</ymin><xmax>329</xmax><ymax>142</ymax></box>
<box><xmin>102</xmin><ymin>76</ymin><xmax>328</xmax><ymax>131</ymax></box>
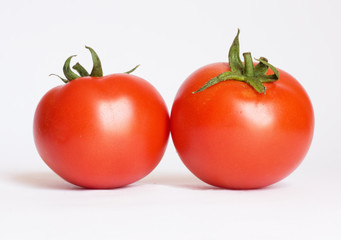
<box><xmin>170</xmin><ymin>32</ymin><xmax>314</xmax><ymax>189</ymax></box>
<box><xmin>34</xmin><ymin>48</ymin><xmax>169</xmax><ymax>189</ymax></box>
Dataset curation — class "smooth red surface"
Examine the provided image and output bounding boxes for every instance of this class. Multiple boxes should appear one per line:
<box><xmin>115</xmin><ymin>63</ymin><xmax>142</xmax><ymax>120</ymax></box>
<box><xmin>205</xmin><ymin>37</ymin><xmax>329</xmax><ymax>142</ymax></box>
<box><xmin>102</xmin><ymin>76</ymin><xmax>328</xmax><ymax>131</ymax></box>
<box><xmin>171</xmin><ymin>62</ymin><xmax>314</xmax><ymax>189</ymax></box>
<box><xmin>34</xmin><ymin>74</ymin><xmax>169</xmax><ymax>188</ymax></box>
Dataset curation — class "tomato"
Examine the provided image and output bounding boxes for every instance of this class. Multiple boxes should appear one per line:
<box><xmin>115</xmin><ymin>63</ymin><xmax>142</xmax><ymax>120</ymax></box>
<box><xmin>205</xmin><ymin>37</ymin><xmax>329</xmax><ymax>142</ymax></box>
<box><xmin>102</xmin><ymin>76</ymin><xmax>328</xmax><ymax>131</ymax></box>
<box><xmin>170</xmin><ymin>31</ymin><xmax>314</xmax><ymax>189</ymax></box>
<box><xmin>34</xmin><ymin>47</ymin><xmax>169</xmax><ymax>189</ymax></box>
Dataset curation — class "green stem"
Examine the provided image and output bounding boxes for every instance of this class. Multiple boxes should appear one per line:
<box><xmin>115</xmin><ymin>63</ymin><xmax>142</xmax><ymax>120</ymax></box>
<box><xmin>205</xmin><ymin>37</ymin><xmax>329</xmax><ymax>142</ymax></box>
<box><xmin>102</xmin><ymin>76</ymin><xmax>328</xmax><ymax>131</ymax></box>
<box><xmin>243</xmin><ymin>52</ymin><xmax>254</xmax><ymax>77</ymax></box>
<box><xmin>51</xmin><ymin>46</ymin><xmax>140</xmax><ymax>84</ymax></box>
<box><xmin>193</xmin><ymin>29</ymin><xmax>280</xmax><ymax>94</ymax></box>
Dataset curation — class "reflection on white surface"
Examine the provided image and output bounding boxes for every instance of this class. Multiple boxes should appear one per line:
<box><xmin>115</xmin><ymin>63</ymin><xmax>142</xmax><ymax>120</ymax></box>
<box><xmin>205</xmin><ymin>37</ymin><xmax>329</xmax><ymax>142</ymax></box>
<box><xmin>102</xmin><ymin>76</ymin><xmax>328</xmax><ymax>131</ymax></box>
<box><xmin>239</xmin><ymin>102</ymin><xmax>274</xmax><ymax>128</ymax></box>
<box><xmin>98</xmin><ymin>97</ymin><xmax>133</xmax><ymax>132</ymax></box>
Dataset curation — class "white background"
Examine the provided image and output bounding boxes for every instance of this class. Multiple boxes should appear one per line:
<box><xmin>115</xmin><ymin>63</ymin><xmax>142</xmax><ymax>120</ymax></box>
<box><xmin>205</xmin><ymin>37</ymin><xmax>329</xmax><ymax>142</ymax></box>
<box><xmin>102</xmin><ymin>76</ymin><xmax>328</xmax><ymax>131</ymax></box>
<box><xmin>1</xmin><ymin>0</ymin><xmax>340</xmax><ymax>239</ymax></box>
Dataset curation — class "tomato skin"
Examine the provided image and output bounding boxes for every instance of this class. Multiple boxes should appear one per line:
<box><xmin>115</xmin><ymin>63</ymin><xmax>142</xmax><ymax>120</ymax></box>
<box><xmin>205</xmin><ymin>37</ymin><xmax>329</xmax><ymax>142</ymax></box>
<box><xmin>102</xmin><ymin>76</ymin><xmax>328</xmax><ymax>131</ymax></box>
<box><xmin>34</xmin><ymin>73</ymin><xmax>169</xmax><ymax>189</ymax></box>
<box><xmin>170</xmin><ymin>62</ymin><xmax>314</xmax><ymax>189</ymax></box>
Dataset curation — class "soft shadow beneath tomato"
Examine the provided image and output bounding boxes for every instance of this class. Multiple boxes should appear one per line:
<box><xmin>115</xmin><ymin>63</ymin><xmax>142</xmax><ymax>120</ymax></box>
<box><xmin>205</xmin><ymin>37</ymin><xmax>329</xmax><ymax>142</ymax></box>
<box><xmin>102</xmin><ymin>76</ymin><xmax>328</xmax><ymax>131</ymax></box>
<box><xmin>7</xmin><ymin>171</ymin><xmax>137</xmax><ymax>191</ymax></box>
<box><xmin>139</xmin><ymin>172</ymin><xmax>289</xmax><ymax>191</ymax></box>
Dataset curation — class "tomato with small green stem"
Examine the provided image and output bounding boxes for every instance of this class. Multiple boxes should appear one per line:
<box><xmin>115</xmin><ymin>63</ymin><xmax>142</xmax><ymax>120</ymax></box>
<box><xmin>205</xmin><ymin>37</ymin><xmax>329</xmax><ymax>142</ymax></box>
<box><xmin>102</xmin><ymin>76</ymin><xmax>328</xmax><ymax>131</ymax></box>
<box><xmin>171</xmin><ymin>30</ymin><xmax>314</xmax><ymax>189</ymax></box>
<box><xmin>34</xmin><ymin>46</ymin><xmax>169</xmax><ymax>189</ymax></box>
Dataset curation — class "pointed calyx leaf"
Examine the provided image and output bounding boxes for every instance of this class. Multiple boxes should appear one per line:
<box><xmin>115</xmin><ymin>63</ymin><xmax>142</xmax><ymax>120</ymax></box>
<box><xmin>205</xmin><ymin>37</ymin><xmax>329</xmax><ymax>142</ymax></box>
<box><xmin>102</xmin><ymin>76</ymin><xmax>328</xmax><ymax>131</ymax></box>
<box><xmin>49</xmin><ymin>74</ymin><xmax>68</xmax><ymax>83</ymax></box>
<box><xmin>193</xmin><ymin>72</ymin><xmax>244</xmax><ymax>94</ymax></box>
<box><xmin>254</xmin><ymin>57</ymin><xmax>269</xmax><ymax>76</ymax></box>
<box><xmin>85</xmin><ymin>46</ymin><xmax>103</xmax><ymax>77</ymax></box>
<box><xmin>72</xmin><ymin>62</ymin><xmax>90</xmax><ymax>77</ymax></box>
<box><xmin>125</xmin><ymin>64</ymin><xmax>140</xmax><ymax>74</ymax></box>
<box><xmin>228</xmin><ymin>29</ymin><xmax>244</xmax><ymax>74</ymax></box>
<box><xmin>193</xmin><ymin>29</ymin><xmax>280</xmax><ymax>94</ymax></box>
<box><xmin>63</xmin><ymin>55</ymin><xmax>80</xmax><ymax>81</ymax></box>
<box><xmin>255</xmin><ymin>57</ymin><xmax>279</xmax><ymax>82</ymax></box>
<box><xmin>50</xmin><ymin>46</ymin><xmax>104</xmax><ymax>83</ymax></box>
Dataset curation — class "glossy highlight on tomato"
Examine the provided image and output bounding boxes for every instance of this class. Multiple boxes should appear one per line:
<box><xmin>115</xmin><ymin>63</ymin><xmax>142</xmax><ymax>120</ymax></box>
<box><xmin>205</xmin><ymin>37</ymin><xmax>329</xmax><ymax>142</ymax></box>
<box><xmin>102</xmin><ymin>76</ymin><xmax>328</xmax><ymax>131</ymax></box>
<box><xmin>170</xmin><ymin>32</ymin><xmax>314</xmax><ymax>189</ymax></box>
<box><xmin>34</xmin><ymin>47</ymin><xmax>169</xmax><ymax>189</ymax></box>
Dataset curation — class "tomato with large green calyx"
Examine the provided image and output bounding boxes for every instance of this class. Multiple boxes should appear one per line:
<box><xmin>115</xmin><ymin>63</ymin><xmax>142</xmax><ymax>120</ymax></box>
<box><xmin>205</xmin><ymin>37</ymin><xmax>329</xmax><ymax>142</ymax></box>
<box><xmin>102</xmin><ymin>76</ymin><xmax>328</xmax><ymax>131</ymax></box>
<box><xmin>34</xmin><ymin>46</ymin><xmax>169</xmax><ymax>189</ymax></box>
<box><xmin>171</xmin><ymin>30</ymin><xmax>314</xmax><ymax>189</ymax></box>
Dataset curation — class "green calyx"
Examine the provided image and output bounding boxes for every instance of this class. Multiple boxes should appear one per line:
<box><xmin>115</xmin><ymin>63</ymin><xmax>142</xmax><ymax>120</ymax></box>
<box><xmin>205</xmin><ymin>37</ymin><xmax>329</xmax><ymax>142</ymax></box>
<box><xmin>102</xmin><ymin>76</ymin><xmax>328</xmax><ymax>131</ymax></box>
<box><xmin>50</xmin><ymin>46</ymin><xmax>139</xmax><ymax>83</ymax></box>
<box><xmin>193</xmin><ymin>29</ymin><xmax>279</xmax><ymax>94</ymax></box>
